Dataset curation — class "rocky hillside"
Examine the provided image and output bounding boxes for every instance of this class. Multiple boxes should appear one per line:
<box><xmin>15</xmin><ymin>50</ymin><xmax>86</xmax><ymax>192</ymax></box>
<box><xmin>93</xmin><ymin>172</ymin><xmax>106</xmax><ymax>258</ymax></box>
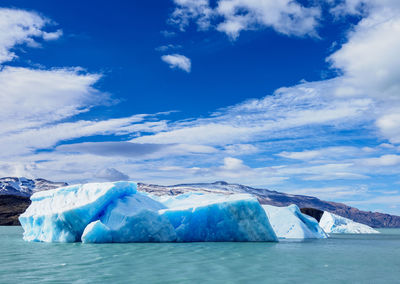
<box><xmin>1</xmin><ymin>178</ymin><xmax>400</xmax><ymax>228</ymax></box>
<box><xmin>0</xmin><ymin>195</ymin><xmax>31</xmax><ymax>225</ymax></box>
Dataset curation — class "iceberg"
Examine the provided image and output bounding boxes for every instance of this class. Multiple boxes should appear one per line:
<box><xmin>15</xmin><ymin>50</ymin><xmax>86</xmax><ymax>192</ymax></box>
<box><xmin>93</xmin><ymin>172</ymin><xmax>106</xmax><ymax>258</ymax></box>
<box><xmin>19</xmin><ymin>181</ymin><xmax>136</xmax><ymax>242</ymax></box>
<box><xmin>319</xmin><ymin>211</ymin><xmax>380</xmax><ymax>234</ymax></box>
<box><xmin>262</xmin><ymin>204</ymin><xmax>328</xmax><ymax>239</ymax></box>
<box><xmin>157</xmin><ymin>193</ymin><xmax>277</xmax><ymax>242</ymax></box>
<box><xmin>20</xmin><ymin>181</ymin><xmax>278</xmax><ymax>243</ymax></box>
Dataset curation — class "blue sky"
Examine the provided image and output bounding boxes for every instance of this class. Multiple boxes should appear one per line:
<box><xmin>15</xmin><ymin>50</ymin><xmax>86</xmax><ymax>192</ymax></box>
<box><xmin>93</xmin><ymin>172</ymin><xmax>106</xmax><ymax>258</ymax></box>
<box><xmin>1</xmin><ymin>0</ymin><xmax>400</xmax><ymax>215</ymax></box>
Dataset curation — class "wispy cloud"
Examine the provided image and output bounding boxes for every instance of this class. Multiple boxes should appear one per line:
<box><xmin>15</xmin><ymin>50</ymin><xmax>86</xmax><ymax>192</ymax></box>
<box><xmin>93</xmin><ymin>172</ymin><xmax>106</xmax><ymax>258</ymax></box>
<box><xmin>155</xmin><ymin>44</ymin><xmax>182</xmax><ymax>52</ymax></box>
<box><xmin>132</xmin><ymin>79</ymin><xmax>373</xmax><ymax>146</ymax></box>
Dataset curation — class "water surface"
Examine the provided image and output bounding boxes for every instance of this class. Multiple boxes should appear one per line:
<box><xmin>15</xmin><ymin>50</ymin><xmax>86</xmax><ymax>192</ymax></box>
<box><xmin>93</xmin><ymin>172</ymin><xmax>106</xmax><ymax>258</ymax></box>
<box><xmin>1</xmin><ymin>227</ymin><xmax>399</xmax><ymax>283</ymax></box>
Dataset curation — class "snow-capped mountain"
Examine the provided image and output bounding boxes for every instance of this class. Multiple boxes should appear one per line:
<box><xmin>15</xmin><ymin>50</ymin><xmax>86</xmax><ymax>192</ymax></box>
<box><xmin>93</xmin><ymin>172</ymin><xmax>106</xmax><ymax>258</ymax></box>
<box><xmin>0</xmin><ymin>177</ymin><xmax>67</xmax><ymax>197</ymax></box>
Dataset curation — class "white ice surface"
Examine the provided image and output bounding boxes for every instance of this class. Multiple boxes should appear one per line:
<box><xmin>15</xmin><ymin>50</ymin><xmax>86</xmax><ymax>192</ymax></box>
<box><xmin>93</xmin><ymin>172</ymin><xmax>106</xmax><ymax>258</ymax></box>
<box><xmin>19</xmin><ymin>181</ymin><xmax>136</xmax><ymax>242</ymax></box>
<box><xmin>262</xmin><ymin>204</ymin><xmax>327</xmax><ymax>239</ymax></box>
<box><xmin>319</xmin><ymin>211</ymin><xmax>380</xmax><ymax>234</ymax></box>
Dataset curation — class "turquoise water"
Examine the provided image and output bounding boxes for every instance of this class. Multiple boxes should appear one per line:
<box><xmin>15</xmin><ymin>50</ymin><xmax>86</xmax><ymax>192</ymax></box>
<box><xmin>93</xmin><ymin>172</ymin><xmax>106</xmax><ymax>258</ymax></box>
<box><xmin>1</xmin><ymin>227</ymin><xmax>399</xmax><ymax>283</ymax></box>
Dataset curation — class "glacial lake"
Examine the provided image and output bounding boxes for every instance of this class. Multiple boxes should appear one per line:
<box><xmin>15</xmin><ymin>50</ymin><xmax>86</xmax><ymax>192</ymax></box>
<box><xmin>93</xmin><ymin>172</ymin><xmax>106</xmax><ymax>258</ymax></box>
<box><xmin>1</xmin><ymin>227</ymin><xmax>399</xmax><ymax>283</ymax></box>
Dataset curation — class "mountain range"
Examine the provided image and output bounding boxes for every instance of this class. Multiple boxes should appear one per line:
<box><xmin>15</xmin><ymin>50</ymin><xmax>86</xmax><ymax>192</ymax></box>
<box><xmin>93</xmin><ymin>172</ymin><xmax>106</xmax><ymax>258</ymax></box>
<box><xmin>1</xmin><ymin>178</ymin><xmax>399</xmax><ymax>228</ymax></box>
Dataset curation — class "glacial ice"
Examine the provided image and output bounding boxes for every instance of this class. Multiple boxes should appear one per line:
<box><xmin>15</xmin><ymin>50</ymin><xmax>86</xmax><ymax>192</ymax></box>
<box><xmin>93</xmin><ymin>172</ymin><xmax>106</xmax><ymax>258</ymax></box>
<box><xmin>19</xmin><ymin>181</ymin><xmax>136</xmax><ymax>242</ymax></box>
<box><xmin>319</xmin><ymin>211</ymin><xmax>380</xmax><ymax>234</ymax></box>
<box><xmin>82</xmin><ymin>193</ymin><xmax>177</xmax><ymax>243</ymax></box>
<box><xmin>262</xmin><ymin>204</ymin><xmax>328</xmax><ymax>239</ymax></box>
<box><xmin>157</xmin><ymin>193</ymin><xmax>278</xmax><ymax>242</ymax></box>
<box><xmin>20</xmin><ymin>181</ymin><xmax>278</xmax><ymax>243</ymax></box>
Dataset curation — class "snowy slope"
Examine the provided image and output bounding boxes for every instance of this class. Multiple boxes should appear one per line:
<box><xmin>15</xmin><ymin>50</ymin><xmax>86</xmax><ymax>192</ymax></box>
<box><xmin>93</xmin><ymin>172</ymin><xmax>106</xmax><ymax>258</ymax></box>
<box><xmin>0</xmin><ymin>177</ymin><xmax>67</xmax><ymax>197</ymax></box>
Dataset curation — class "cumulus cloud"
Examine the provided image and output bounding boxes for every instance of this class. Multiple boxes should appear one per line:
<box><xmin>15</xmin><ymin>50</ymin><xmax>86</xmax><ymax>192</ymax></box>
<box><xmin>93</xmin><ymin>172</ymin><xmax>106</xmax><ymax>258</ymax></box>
<box><xmin>376</xmin><ymin>114</ymin><xmax>400</xmax><ymax>144</ymax></box>
<box><xmin>0</xmin><ymin>8</ymin><xmax>62</xmax><ymax>64</ymax></box>
<box><xmin>161</xmin><ymin>54</ymin><xmax>191</xmax><ymax>72</ymax></box>
<box><xmin>215</xmin><ymin>0</ymin><xmax>321</xmax><ymax>40</ymax></box>
<box><xmin>169</xmin><ymin>0</ymin><xmax>321</xmax><ymax>40</ymax></box>
<box><xmin>326</xmin><ymin>1</ymin><xmax>400</xmax><ymax>144</ymax></box>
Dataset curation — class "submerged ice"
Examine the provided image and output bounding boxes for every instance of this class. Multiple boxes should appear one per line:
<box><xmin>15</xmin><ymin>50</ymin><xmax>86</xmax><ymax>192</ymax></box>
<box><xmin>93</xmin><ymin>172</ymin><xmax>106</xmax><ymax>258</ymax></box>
<box><xmin>20</xmin><ymin>181</ymin><xmax>278</xmax><ymax>243</ymax></box>
<box><xmin>319</xmin><ymin>211</ymin><xmax>380</xmax><ymax>234</ymax></box>
<box><xmin>262</xmin><ymin>204</ymin><xmax>327</xmax><ymax>239</ymax></box>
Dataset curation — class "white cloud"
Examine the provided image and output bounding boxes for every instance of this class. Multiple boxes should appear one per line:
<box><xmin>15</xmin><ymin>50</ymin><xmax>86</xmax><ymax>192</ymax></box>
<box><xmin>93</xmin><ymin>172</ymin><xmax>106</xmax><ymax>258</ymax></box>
<box><xmin>360</xmin><ymin>154</ymin><xmax>400</xmax><ymax>167</ymax></box>
<box><xmin>376</xmin><ymin>113</ymin><xmax>400</xmax><ymax>144</ymax></box>
<box><xmin>224</xmin><ymin>144</ymin><xmax>259</xmax><ymax>155</ymax></box>
<box><xmin>0</xmin><ymin>114</ymin><xmax>169</xmax><ymax>158</ymax></box>
<box><xmin>215</xmin><ymin>0</ymin><xmax>321</xmax><ymax>40</ymax></box>
<box><xmin>0</xmin><ymin>8</ymin><xmax>62</xmax><ymax>64</ymax></box>
<box><xmin>329</xmin><ymin>10</ymin><xmax>400</xmax><ymax>99</ymax></box>
<box><xmin>155</xmin><ymin>44</ymin><xmax>181</xmax><ymax>52</ymax></box>
<box><xmin>220</xmin><ymin>157</ymin><xmax>248</xmax><ymax>171</ymax></box>
<box><xmin>170</xmin><ymin>0</ymin><xmax>213</xmax><ymax>31</ymax></box>
<box><xmin>346</xmin><ymin>195</ymin><xmax>400</xmax><ymax>205</ymax></box>
<box><xmin>132</xmin><ymin>79</ymin><xmax>372</xmax><ymax>146</ymax></box>
<box><xmin>42</xmin><ymin>29</ymin><xmax>63</xmax><ymax>40</ymax></box>
<box><xmin>161</xmin><ymin>54</ymin><xmax>191</xmax><ymax>72</ymax></box>
<box><xmin>274</xmin><ymin>162</ymin><xmax>369</xmax><ymax>181</ymax></box>
<box><xmin>169</xmin><ymin>0</ymin><xmax>321</xmax><ymax>40</ymax></box>
<box><xmin>290</xmin><ymin>185</ymin><xmax>368</xmax><ymax>200</ymax></box>
<box><xmin>155</xmin><ymin>156</ymin><xmax>288</xmax><ymax>186</ymax></box>
<box><xmin>0</xmin><ymin>9</ymin><xmax>172</xmax><ymax>160</ymax></box>
<box><xmin>0</xmin><ymin>66</ymin><xmax>105</xmax><ymax>135</ymax></box>
<box><xmin>277</xmin><ymin>146</ymin><xmax>368</xmax><ymax>161</ymax></box>
<box><xmin>326</xmin><ymin>2</ymin><xmax>400</xmax><ymax>144</ymax></box>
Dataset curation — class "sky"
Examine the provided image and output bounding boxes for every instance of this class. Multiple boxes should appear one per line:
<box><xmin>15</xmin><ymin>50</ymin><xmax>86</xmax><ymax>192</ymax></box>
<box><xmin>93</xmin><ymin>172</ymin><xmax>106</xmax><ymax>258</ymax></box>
<box><xmin>1</xmin><ymin>0</ymin><xmax>400</xmax><ymax>215</ymax></box>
